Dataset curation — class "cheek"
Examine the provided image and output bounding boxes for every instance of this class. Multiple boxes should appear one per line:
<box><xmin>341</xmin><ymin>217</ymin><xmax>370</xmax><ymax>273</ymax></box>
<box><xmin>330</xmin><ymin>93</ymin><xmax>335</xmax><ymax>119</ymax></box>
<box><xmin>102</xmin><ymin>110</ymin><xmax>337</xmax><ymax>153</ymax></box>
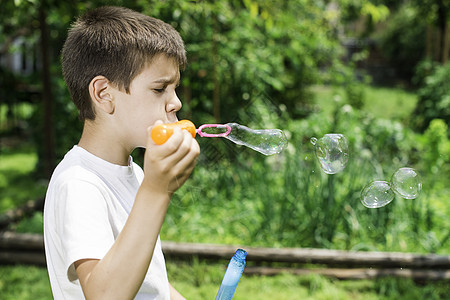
<box><xmin>132</xmin><ymin>104</ymin><xmax>164</xmax><ymax>130</ymax></box>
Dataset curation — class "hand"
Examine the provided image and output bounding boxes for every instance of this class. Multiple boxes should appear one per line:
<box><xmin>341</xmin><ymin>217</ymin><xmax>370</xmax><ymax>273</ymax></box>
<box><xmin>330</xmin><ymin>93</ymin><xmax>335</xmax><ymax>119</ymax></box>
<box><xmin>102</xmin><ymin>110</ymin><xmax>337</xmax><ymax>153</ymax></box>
<box><xmin>142</xmin><ymin>120</ymin><xmax>200</xmax><ymax>195</ymax></box>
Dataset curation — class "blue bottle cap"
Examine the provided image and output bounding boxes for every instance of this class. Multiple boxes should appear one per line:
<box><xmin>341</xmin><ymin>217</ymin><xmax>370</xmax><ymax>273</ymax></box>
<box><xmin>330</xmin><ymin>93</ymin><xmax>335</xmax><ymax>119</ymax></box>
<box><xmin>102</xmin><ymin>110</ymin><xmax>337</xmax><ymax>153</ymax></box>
<box><xmin>234</xmin><ymin>249</ymin><xmax>247</xmax><ymax>261</ymax></box>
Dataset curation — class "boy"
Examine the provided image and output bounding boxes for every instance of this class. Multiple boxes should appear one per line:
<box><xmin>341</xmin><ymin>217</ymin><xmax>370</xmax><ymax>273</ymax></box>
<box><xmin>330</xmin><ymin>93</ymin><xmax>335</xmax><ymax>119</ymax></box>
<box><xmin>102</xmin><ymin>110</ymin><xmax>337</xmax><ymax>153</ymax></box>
<box><xmin>43</xmin><ymin>6</ymin><xmax>200</xmax><ymax>299</ymax></box>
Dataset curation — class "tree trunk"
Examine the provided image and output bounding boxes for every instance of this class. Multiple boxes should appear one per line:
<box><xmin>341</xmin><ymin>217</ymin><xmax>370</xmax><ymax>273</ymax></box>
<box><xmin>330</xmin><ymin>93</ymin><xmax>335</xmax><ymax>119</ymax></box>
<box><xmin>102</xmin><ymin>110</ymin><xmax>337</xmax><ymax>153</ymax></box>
<box><xmin>38</xmin><ymin>5</ymin><xmax>55</xmax><ymax>179</ymax></box>
<box><xmin>426</xmin><ymin>25</ymin><xmax>433</xmax><ymax>59</ymax></box>
<box><xmin>437</xmin><ymin>0</ymin><xmax>448</xmax><ymax>63</ymax></box>
<box><xmin>212</xmin><ymin>14</ymin><xmax>220</xmax><ymax>123</ymax></box>
<box><xmin>442</xmin><ymin>21</ymin><xmax>449</xmax><ymax>64</ymax></box>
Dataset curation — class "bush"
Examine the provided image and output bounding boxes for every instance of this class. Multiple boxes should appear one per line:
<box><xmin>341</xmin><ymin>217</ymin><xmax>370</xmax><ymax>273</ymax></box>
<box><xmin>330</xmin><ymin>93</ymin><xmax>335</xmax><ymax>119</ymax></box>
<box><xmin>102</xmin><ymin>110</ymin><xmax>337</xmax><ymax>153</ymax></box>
<box><xmin>412</xmin><ymin>62</ymin><xmax>450</xmax><ymax>134</ymax></box>
<box><xmin>164</xmin><ymin>104</ymin><xmax>448</xmax><ymax>254</ymax></box>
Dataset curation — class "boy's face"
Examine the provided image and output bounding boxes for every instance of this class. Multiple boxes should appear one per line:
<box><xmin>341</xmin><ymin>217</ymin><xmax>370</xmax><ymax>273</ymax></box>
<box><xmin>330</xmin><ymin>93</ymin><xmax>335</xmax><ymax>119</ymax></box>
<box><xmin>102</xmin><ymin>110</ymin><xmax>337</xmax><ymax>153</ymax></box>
<box><xmin>112</xmin><ymin>54</ymin><xmax>182</xmax><ymax>148</ymax></box>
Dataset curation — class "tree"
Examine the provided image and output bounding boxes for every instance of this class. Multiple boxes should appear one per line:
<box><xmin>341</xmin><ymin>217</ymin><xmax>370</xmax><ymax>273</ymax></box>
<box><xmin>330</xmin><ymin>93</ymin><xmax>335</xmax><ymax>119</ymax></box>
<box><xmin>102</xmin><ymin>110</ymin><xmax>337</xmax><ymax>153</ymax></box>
<box><xmin>412</xmin><ymin>0</ymin><xmax>450</xmax><ymax>64</ymax></box>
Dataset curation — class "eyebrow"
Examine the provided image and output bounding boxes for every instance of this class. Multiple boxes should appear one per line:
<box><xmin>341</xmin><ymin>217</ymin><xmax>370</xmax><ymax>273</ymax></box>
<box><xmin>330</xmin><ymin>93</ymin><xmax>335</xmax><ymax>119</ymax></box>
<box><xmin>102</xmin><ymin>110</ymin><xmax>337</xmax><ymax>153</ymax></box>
<box><xmin>152</xmin><ymin>74</ymin><xmax>180</xmax><ymax>85</ymax></box>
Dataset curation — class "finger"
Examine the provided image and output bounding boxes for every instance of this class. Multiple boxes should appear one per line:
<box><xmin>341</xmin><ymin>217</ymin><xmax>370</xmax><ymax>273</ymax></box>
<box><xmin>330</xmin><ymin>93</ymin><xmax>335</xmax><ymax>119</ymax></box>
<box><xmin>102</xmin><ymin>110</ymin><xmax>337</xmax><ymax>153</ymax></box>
<box><xmin>158</xmin><ymin>129</ymin><xmax>194</xmax><ymax>166</ymax></box>
<box><xmin>170</xmin><ymin>137</ymin><xmax>200</xmax><ymax>174</ymax></box>
<box><xmin>151</xmin><ymin>127</ymin><xmax>185</xmax><ymax>158</ymax></box>
<box><xmin>168</xmin><ymin>143</ymin><xmax>200</xmax><ymax>192</ymax></box>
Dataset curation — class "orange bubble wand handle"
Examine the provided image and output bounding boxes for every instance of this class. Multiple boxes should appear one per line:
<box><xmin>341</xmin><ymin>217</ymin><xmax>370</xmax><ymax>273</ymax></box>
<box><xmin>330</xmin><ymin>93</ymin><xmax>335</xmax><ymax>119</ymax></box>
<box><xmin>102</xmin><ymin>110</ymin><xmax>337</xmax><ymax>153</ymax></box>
<box><xmin>151</xmin><ymin>120</ymin><xmax>232</xmax><ymax>145</ymax></box>
<box><xmin>151</xmin><ymin>120</ymin><xmax>197</xmax><ymax>145</ymax></box>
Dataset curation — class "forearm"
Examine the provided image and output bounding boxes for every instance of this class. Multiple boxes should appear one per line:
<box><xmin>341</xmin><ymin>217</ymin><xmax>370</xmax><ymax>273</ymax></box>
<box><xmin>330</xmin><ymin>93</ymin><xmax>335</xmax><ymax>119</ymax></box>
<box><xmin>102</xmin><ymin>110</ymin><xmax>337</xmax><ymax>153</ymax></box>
<box><xmin>170</xmin><ymin>283</ymin><xmax>186</xmax><ymax>300</ymax></box>
<box><xmin>78</xmin><ymin>185</ymin><xmax>170</xmax><ymax>300</ymax></box>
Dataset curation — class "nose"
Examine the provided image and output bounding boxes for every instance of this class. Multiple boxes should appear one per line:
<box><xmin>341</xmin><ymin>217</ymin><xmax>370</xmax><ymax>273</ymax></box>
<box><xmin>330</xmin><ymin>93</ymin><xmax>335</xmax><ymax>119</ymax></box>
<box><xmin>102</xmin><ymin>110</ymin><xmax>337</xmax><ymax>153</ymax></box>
<box><xmin>166</xmin><ymin>91</ymin><xmax>182</xmax><ymax>113</ymax></box>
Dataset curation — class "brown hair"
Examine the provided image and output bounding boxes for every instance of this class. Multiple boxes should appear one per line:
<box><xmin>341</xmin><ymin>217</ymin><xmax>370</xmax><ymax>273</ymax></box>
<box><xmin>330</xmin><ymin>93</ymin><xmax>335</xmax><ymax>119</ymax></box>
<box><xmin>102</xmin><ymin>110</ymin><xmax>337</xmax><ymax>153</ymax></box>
<box><xmin>62</xmin><ymin>6</ymin><xmax>187</xmax><ymax>120</ymax></box>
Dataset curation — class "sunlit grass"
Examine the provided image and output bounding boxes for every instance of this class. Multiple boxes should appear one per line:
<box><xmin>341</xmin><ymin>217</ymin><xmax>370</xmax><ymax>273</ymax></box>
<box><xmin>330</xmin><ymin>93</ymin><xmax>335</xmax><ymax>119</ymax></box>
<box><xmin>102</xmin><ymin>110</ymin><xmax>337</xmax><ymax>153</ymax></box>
<box><xmin>0</xmin><ymin>149</ymin><xmax>47</xmax><ymax>213</ymax></box>
<box><xmin>311</xmin><ymin>84</ymin><xmax>418</xmax><ymax>120</ymax></box>
<box><xmin>1</xmin><ymin>263</ymin><xmax>448</xmax><ymax>300</ymax></box>
<box><xmin>167</xmin><ymin>260</ymin><xmax>450</xmax><ymax>300</ymax></box>
<box><xmin>0</xmin><ymin>265</ymin><xmax>52</xmax><ymax>300</ymax></box>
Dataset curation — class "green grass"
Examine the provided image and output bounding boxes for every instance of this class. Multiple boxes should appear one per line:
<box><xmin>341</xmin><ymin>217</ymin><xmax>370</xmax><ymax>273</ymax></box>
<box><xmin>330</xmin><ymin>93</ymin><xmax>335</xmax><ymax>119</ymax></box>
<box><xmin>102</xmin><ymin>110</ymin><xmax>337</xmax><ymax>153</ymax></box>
<box><xmin>0</xmin><ymin>265</ymin><xmax>52</xmax><ymax>300</ymax></box>
<box><xmin>0</xmin><ymin>148</ymin><xmax>47</xmax><ymax>214</ymax></box>
<box><xmin>1</xmin><ymin>263</ymin><xmax>449</xmax><ymax>299</ymax></box>
<box><xmin>311</xmin><ymin>84</ymin><xmax>418</xmax><ymax>120</ymax></box>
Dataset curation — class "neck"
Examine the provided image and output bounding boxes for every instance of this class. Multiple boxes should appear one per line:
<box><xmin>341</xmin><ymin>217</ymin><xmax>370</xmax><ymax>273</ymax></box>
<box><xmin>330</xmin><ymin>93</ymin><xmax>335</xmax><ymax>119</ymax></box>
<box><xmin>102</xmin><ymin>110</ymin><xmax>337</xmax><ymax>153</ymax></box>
<box><xmin>78</xmin><ymin>120</ymin><xmax>132</xmax><ymax>166</ymax></box>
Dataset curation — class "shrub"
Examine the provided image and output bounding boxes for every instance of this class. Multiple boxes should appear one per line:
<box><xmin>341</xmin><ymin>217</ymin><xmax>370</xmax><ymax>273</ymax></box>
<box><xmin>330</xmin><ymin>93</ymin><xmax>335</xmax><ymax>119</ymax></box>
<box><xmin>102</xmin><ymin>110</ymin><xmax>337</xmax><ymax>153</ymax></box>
<box><xmin>412</xmin><ymin>62</ymin><xmax>450</xmax><ymax>134</ymax></box>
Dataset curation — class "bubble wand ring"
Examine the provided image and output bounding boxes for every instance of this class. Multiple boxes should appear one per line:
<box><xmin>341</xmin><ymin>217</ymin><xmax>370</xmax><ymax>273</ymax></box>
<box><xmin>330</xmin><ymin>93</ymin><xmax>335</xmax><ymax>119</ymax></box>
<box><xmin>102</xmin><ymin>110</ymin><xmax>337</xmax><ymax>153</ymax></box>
<box><xmin>196</xmin><ymin>124</ymin><xmax>231</xmax><ymax>138</ymax></box>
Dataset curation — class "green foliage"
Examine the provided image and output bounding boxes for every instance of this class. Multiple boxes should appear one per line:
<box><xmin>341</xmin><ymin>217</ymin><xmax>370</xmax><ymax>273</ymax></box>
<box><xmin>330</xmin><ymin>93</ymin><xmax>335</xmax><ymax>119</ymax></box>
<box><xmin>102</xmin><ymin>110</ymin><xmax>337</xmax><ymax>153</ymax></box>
<box><xmin>2</xmin><ymin>86</ymin><xmax>447</xmax><ymax>254</ymax></box>
<box><xmin>420</xmin><ymin>119</ymin><xmax>450</xmax><ymax>175</ymax></box>
<box><xmin>339</xmin><ymin>0</ymin><xmax>390</xmax><ymax>25</ymax></box>
<box><xmin>412</xmin><ymin>62</ymin><xmax>450</xmax><ymax>133</ymax></box>
<box><xmin>162</xmin><ymin>98</ymin><xmax>448</xmax><ymax>254</ymax></box>
<box><xmin>137</xmin><ymin>0</ymin><xmax>349</xmax><ymax>121</ymax></box>
<box><xmin>375</xmin><ymin>3</ymin><xmax>426</xmax><ymax>81</ymax></box>
<box><xmin>344</xmin><ymin>81</ymin><xmax>366</xmax><ymax>109</ymax></box>
<box><xmin>1</xmin><ymin>0</ymin><xmax>354</xmax><ymax>171</ymax></box>
<box><xmin>15</xmin><ymin>211</ymin><xmax>44</xmax><ymax>233</ymax></box>
<box><xmin>0</xmin><ymin>265</ymin><xmax>52</xmax><ymax>300</ymax></box>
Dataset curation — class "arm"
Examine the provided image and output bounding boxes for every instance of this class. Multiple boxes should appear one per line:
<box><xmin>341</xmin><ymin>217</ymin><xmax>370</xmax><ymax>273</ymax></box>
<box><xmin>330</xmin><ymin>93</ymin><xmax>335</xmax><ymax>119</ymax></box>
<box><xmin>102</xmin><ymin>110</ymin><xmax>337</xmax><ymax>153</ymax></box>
<box><xmin>170</xmin><ymin>283</ymin><xmax>186</xmax><ymax>300</ymax></box>
<box><xmin>75</xmin><ymin>127</ymin><xmax>199</xmax><ymax>300</ymax></box>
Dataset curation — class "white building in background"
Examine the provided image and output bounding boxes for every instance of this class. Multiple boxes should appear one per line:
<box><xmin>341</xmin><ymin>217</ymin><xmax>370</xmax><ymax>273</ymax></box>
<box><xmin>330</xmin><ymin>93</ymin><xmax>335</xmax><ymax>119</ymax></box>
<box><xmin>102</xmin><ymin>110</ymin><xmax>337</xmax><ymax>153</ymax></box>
<box><xmin>0</xmin><ymin>37</ymin><xmax>39</xmax><ymax>76</ymax></box>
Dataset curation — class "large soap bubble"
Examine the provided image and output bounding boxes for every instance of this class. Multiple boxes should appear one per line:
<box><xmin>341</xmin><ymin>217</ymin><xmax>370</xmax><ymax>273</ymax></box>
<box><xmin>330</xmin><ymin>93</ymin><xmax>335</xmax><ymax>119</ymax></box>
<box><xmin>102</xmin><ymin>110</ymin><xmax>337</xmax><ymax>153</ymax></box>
<box><xmin>224</xmin><ymin>123</ymin><xmax>288</xmax><ymax>156</ymax></box>
<box><xmin>311</xmin><ymin>134</ymin><xmax>349</xmax><ymax>174</ymax></box>
<box><xmin>391</xmin><ymin>167</ymin><xmax>422</xmax><ymax>199</ymax></box>
<box><xmin>361</xmin><ymin>180</ymin><xmax>395</xmax><ymax>208</ymax></box>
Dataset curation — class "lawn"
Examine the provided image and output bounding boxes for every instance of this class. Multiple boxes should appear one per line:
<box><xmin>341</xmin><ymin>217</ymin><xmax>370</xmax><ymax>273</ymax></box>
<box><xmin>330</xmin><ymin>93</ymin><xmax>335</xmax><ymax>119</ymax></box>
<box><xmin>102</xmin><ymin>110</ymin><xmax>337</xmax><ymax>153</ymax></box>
<box><xmin>0</xmin><ymin>263</ymin><xmax>449</xmax><ymax>300</ymax></box>
<box><xmin>310</xmin><ymin>84</ymin><xmax>418</xmax><ymax>120</ymax></box>
<box><xmin>0</xmin><ymin>147</ymin><xmax>47</xmax><ymax>214</ymax></box>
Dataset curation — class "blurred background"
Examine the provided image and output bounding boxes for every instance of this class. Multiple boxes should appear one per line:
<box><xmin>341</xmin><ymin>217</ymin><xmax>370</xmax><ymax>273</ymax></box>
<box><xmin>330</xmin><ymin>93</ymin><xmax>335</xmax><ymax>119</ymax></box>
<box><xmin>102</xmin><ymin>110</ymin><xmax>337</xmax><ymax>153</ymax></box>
<box><xmin>0</xmin><ymin>0</ymin><xmax>449</xmax><ymax>299</ymax></box>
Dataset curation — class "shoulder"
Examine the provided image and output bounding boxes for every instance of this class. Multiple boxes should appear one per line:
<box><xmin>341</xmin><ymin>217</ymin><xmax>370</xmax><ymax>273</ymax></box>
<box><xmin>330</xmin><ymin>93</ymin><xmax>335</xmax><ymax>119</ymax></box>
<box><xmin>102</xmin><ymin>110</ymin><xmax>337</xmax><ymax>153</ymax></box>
<box><xmin>49</xmin><ymin>146</ymin><xmax>108</xmax><ymax>190</ymax></box>
<box><xmin>46</xmin><ymin>153</ymin><xmax>110</xmax><ymax>210</ymax></box>
<box><xmin>50</xmin><ymin>165</ymin><xmax>106</xmax><ymax>193</ymax></box>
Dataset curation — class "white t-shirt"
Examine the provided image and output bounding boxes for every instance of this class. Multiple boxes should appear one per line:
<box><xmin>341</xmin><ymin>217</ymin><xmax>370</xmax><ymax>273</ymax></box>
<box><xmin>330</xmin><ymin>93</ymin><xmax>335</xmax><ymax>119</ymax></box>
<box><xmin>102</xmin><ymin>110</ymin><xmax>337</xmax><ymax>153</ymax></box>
<box><xmin>44</xmin><ymin>146</ymin><xmax>170</xmax><ymax>299</ymax></box>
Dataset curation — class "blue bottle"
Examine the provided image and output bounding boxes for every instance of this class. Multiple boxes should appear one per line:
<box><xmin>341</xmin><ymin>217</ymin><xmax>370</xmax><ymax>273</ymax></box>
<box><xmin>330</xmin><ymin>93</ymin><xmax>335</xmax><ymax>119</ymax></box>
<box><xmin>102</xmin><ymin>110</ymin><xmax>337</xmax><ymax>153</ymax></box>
<box><xmin>215</xmin><ymin>249</ymin><xmax>247</xmax><ymax>300</ymax></box>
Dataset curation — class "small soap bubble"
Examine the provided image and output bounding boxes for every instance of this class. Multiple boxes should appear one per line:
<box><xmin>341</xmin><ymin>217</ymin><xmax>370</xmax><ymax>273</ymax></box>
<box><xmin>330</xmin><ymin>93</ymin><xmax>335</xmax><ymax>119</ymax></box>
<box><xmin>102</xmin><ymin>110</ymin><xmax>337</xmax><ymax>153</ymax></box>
<box><xmin>224</xmin><ymin>123</ymin><xmax>288</xmax><ymax>155</ymax></box>
<box><xmin>361</xmin><ymin>181</ymin><xmax>395</xmax><ymax>208</ymax></box>
<box><xmin>391</xmin><ymin>167</ymin><xmax>422</xmax><ymax>199</ymax></box>
<box><xmin>312</xmin><ymin>134</ymin><xmax>349</xmax><ymax>174</ymax></box>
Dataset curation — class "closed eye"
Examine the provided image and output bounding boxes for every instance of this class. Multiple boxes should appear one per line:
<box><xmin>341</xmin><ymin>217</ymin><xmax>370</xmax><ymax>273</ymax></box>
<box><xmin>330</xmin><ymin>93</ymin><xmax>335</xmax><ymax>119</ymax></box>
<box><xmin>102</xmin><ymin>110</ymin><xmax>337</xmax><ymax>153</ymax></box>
<box><xmin>153</xmin><ymin>87</ymin><xmax>166</xmax><ymax>94</ymax></box>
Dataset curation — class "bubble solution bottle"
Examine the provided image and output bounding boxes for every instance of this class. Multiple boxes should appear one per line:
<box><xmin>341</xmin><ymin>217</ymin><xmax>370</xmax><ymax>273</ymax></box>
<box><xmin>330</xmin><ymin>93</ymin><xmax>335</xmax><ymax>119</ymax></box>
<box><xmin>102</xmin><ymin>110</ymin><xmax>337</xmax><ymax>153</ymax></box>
<box><xmin>215</xmin><ymin>249</ymin><xmax>247</xmax><ymax>300</ymax></box>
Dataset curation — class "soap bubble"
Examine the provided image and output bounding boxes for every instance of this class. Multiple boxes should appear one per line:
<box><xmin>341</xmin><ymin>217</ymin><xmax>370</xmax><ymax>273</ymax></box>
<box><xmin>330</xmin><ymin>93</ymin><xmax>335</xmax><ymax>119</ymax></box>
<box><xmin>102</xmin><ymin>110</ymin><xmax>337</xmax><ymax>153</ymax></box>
<box><xmin>391</xmin><ymin>167</ymin><xmax>422</xmax><ymax>199</ymax></box>
<box><xmin>224</xmin><ymin>123</ymin><xmax>288</xmax><ymax>155</ymax></box>
<box><xmin>361</xmin><ymin>181</ymin><xmax>395</xmax><ymax>208</ymax></box>
<box><xmin>310</xmin><ymin>134</ymin><xmax>349</xmax><ymax>174</ymax></box>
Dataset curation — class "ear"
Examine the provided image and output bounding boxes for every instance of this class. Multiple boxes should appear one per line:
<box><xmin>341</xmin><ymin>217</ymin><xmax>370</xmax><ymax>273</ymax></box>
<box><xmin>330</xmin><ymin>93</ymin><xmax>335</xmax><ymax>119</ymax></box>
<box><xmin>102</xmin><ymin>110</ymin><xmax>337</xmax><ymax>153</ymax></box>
<box><xmin>88</xmin><ymin>76</ymin><xmax>115</xmax><ymax>115</ymax></box>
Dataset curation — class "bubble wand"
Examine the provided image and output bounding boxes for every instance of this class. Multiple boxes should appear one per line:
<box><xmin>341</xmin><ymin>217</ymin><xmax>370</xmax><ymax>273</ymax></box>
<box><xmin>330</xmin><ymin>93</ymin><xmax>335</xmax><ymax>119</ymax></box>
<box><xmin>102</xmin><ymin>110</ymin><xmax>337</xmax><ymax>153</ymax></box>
<box><xmin>151</xmin><ymin>120</ymin><xmax>288</xmax><ymax>155</ymax></box>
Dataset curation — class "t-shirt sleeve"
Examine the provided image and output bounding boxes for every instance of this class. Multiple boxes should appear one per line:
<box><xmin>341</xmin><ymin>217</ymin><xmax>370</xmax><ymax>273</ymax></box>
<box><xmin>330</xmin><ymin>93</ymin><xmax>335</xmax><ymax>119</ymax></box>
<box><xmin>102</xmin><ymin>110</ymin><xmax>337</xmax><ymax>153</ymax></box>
<box><xmin>56</xmin><ymin>177</ymin><xmax>115</xmax><ymax>282</ymax></box>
